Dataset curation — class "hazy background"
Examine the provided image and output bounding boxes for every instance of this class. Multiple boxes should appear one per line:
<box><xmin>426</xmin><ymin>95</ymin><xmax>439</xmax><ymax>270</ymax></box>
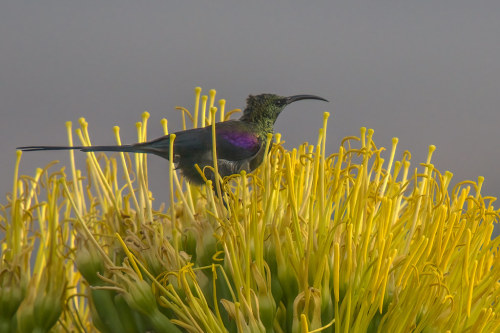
<box><xmin>2</xmin><ymin>1</ymin><xmax>499</xmax><ymax>211</ymax></box>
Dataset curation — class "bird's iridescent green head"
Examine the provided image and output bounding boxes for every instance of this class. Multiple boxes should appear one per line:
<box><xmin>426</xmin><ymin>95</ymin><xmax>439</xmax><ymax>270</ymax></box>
<box><xmin>240</xmin><ymin>94</ymin><xmax>328</xmax><ymax>126</ymax></box>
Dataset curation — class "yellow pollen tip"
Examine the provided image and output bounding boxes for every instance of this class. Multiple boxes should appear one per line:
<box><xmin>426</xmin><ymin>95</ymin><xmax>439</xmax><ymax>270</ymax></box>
<box><xmin>161</xmin><ymin>118</ymin><xmax>168</xmax><ymax>135</ymax></box>
<box><xmin>275</xmin><ymin>133</ymin><xmax>281</xmax><ymax>143</ymax></box>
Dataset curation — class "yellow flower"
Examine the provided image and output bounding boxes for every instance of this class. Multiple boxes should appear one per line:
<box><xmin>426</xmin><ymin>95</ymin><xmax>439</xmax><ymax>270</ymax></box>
<box><xmin>2</xmin><ymin>87</ymin><xmax>499</xmax><ymax>332</ymax></box>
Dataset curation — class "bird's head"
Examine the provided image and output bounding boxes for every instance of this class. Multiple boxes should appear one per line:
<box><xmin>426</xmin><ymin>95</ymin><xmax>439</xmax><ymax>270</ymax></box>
<box><xmin>240</xmin><ymin>94</ymin><xmax>328</xmax><ymax>125</ymax></box>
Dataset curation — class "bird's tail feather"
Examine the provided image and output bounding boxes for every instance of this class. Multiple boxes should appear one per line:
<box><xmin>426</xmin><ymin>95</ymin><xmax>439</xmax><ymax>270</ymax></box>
<box><xmin>17</xmin><ymin>144</ymin><xmax>164</xmax><ymax>156</ymax></box>
<box><xmin>17</xmin><ymin>145</ymin><xmax>84</xmax><ymax>152</ymax></box>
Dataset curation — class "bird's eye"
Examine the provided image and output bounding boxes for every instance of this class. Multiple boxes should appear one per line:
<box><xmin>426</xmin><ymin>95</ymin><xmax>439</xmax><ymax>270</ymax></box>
<box><xmin>275</xmin><ymin>99</ymin><xmax>286</xmax><ymax>107</ymax></box>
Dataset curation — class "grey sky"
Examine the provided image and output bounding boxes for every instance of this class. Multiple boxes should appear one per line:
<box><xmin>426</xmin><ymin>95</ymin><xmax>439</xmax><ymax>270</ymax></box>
<box><xmin>1</xmin><ymin>1</ymin><xmax>499</xmax><ymax>206</ymax></box>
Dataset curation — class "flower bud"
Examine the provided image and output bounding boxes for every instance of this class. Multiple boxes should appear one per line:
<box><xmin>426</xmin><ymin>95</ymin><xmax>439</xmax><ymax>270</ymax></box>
<box><xmin>0</xmin><ymin>270</ymin><xmax>27</xmax><ymax>332</ymax></box>
<box><xmin>75</xmin><ymin>244</ymin><xmax>105</xmax><ymax>286</ymax></box>
<box><xmin>123</xmin><ymin>279</ymin><xmax>182</xmax><ymax>333</ymax></box>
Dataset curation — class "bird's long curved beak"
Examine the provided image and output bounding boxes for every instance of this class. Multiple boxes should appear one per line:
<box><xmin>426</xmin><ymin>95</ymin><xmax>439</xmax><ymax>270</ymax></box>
<box><xmin>286</xmin><ymin>94</ymin><xmax>329</xmax><ymax>104</ymax></box>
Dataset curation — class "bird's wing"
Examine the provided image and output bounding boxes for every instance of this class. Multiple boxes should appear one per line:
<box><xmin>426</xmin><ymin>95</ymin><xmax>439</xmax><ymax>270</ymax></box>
<box><xmin>172</xmin><ymin>121</ymin><xmax>261</xmax><ymax>160</ymax></box>
<box><xmin>143</xmin><ymin>121</ymin><xmax>262</xmax><ymax>161</ymax></box>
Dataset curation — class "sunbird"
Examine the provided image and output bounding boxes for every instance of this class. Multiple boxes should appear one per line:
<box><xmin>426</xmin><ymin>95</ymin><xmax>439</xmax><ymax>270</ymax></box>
<box><xmin>18</xmin><ymin>94</ymin><xmax>328</xmax><ymax>184</ymax></box>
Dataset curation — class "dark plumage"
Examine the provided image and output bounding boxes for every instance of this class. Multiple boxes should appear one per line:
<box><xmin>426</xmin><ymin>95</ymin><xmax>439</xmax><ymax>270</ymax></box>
<box><xmin>18</xmin><ymin>94</ymin><xmax>328</xmax><ymax>184</ymax></box>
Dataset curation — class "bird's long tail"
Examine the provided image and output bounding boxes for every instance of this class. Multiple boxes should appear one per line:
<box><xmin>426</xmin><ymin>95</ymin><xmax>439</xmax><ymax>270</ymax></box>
<box><xmin>17</xmin><ymin>143</ymin><xmax>167</xmax><ymax>157</ymax></box>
